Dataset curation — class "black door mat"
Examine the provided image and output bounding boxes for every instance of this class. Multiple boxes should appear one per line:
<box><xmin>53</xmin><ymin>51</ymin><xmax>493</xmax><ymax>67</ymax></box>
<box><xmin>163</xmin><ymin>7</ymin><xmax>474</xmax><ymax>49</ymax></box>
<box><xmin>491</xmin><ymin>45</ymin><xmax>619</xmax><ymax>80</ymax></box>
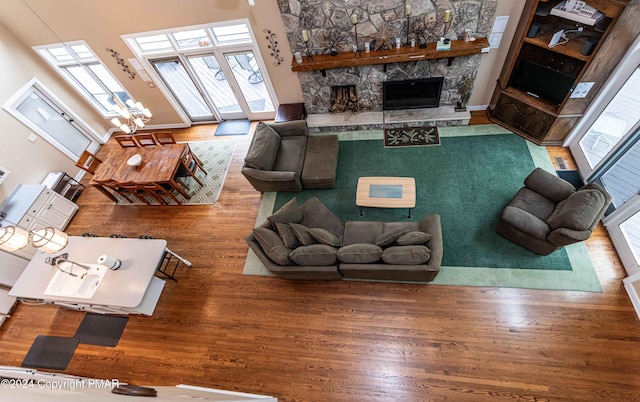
<box><xmin>74</xmin><ymin>313</ymin><xmax>129</xmax><ymax>347</ymax></box>
<box><xmin>556</xmin><ymin>169</ymin><xmax>583</xmax><ymax>190</ymax></box>
<box><xmin>214</xmin><ymin>120</ymin><xmax>251</xmax><ymax>136</ymax></box>
<box><xmin>22</xmin><ymin>335</ymin><xmax>79</xmax><ymax>370</ymax></box>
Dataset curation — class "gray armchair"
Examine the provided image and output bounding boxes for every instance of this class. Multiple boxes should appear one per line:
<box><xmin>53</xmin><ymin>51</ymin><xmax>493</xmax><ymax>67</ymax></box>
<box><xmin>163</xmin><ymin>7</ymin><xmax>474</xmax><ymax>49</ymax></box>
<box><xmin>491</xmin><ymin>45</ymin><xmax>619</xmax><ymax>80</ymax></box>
<box><xmin>496</xmin><ymin>168</ymin><xmax>612</xmax><ymax>255</ymax></box>
<box><xmin>241</xmin><ymin>120</ymin><xmax>338</xmax><ymax>192</ymax></box>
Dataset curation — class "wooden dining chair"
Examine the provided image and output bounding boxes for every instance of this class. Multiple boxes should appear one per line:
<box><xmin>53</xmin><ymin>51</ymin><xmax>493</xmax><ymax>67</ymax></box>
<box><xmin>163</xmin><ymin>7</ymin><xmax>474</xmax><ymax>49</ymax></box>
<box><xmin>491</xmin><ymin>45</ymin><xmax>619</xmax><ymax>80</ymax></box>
<box><xmin>76</xmin><ymin>150</ymin><xmax>102</xmax><ymax>174</ymax></box>
<box><xmin>187</xmin><ymin>145</ymin><xmax>207</xmax><ymax>176</ymax></box>
<box><xmin>174</xmin><ymin>150</ymin><xmax>204</xmax><ymax>189</ymax></box>
<box><xmin>152</xmin><ymin>132</ymin><xmax>177</xmax><ymax>145</ymax></box>
<box><xmin>134</xmin><ymin>133</ymin><xmax>157</xmax><ymax>147</ymax></box>
<box><xmin>144</xmin><ymin>182</ymin><xmax>182</xmax><ymax>205</ymax></box>
<box><xmin>118</xmin><ymin>182</ymin><xmax>158</xmax><ymax>205</ymax></box>
<box><xmin>94</xmin><ymin>179</ymin><xmax>134</xmax><ymax>203</ymax></box>
<box><xmin>113</xmin><ymin>135</ymin><xmax>139</xmax><ymax>148</ymax></box>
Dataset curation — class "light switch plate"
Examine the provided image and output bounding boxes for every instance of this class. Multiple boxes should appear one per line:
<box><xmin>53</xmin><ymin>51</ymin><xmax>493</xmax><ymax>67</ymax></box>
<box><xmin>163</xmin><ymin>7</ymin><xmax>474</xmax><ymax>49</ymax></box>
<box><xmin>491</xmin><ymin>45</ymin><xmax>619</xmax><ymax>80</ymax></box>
<box><xmin>0</xmin><ymin>165</ymin><xmax>10</xmax><ymax>186</ymax></box>
<box><xmin>571</xmin><ymin>82</ymin><xmax>595</xmax><ymax>98</ymax></box>
<box><xmin>27</xmin><ymin>133</ymin><xmax>38</xmax><ymax>143</ymax></box>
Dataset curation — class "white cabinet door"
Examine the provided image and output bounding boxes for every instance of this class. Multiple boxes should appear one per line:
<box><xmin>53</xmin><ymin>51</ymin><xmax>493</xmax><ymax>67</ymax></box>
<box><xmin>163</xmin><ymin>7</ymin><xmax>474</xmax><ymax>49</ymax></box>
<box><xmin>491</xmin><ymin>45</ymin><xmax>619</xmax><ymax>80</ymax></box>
<box><xmin>33</xmin><ymin>192</ymin><xmax>78</xmax><ymax>229</ymax></box>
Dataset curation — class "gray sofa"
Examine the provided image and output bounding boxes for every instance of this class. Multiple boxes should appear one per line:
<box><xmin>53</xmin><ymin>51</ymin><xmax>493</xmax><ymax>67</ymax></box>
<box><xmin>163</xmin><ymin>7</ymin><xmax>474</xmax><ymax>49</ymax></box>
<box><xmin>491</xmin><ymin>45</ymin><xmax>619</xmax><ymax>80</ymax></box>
<box><xmin>496</xmin><ymin>168</ymin><xmax>612</xmax><ymax>255</ymax></box>
<box><xmin>245</xmin><ymin>197</ymin><xmax>442</xmax><ymax>281</ymax></box>
<box><xmin>241</xmin><ymin>120</ymin><xmax>339</xmax><ymax>192</ymax></box>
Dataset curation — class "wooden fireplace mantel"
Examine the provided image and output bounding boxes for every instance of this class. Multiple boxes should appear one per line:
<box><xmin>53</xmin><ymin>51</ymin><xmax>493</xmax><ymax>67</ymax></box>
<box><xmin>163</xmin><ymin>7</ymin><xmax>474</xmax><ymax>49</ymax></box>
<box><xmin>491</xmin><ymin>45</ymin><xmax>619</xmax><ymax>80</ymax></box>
<box><xmin>290</xmin><ymin>37</ymin><xmax>490</xmax><ymax>73</ymax></box>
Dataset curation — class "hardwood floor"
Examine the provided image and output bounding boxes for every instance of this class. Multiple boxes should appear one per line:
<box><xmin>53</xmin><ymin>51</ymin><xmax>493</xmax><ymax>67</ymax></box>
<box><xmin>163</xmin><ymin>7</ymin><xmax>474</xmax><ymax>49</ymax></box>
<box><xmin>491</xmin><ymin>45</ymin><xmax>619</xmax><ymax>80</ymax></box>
<box><xmin>1</xmin><ymin>115</ymin><xmax>639</xmax><ymax>401</ymax></box>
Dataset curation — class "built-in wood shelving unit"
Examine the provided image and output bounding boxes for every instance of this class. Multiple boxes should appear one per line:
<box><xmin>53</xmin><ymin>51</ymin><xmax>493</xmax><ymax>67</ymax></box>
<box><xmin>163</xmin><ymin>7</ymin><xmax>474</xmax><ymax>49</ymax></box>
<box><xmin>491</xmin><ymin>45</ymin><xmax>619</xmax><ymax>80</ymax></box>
<box><xmin>290</xmin><ymin>37</ymin><xmax>490</xmax><ymax>73</ymax></box>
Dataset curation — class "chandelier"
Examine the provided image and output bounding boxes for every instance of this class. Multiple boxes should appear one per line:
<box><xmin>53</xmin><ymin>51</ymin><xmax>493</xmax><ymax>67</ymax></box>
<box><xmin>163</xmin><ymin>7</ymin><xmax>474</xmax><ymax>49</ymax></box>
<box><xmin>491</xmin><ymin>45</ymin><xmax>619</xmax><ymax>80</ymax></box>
<box><xmin>110</xmin><ymin>97</ymin><xmax>152</xmax><ymax>134</ymax></box>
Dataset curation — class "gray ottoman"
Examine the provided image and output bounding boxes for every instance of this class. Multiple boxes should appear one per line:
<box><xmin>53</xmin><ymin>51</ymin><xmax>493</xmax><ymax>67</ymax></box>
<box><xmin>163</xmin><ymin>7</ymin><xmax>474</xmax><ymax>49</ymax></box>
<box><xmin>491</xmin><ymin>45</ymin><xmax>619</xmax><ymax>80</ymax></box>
<box><xmin>301</xmin><ymin>135</ymin><xmax>339</xmax><ymax>189</ymax></box>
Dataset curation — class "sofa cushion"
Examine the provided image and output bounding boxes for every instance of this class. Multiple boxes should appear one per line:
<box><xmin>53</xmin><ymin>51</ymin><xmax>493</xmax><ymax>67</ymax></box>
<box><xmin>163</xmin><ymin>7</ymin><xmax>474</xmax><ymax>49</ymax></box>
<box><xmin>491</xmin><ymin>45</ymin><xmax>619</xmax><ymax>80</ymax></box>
<box><xmin>299</xmin><ymin>197</ymin><xmax>344</xmax><ymax>238</ymax></box>
<box><xmin>253</xmin><ymin>227</ymin><xmax>291</xmax><ymax>265</ymax></box>
<box><xmin>396</xmin><ymin>231</ymin><xmax>432</xmax><ymax>245</ymax></box>
<box><xmin>289</xmin><ymin>244</ymin><xmax>337</xmax><ymax>266</ymax></box>
<box><xmin>244</xmin><ymin>122</ymin><xmax>280</xmax><ymax>170</ymax></box>
<box><xmin>343</xmin><ymin>221</ymin><xmax>385</xmax><ymax>245</ymax></box>
<box><xmin>308</xmin><ymin>228</ymin><xmax>341</xmax><ymax>247</ymax></box>
<box><xmin>267</xmin><ymin>197</ymin><xmax>302</xmax><ymax>227</ymax></box>
<box><xmin>381</xmin><ymin>245</ymin><xmax>431</xmax><ymax>265</ymax></box>
<box><xmin>337</xmin><ymin>243</ymin><xmax>383</xmax><ymax>264</ymax></box>
<box><xmin>275</xmin><ymin>222</ymin><xmax>301</xmax><ymax>248</ymax></box>
<box><xmin>272</xmin><ymin>136</ymin><xmax>307</xmax><ymax>173</ymax></box>
<box><xmin>290</xmin><ymin>223</ymin><xmax>317</xmax><ymax>246</ymax></box>
<box><xmin>374</xmin><ymin>228</ymin><xmax>408</xmax><ymax>247</ymax></box>
<box><xmin>546</xmin><ymin>189</ymin><xmax>606</xmax><ymax>231</ymax></box>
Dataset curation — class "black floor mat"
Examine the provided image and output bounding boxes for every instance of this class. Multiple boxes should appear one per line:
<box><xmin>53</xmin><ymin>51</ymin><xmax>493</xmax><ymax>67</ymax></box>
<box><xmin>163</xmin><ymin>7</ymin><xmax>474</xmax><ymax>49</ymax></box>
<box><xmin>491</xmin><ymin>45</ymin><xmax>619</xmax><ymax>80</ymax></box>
<box><xmin>22</xmin><ymin>335</ymin><xmax>79</xmax><ymax>370</ymax></box>
<box><xmin>556</xmin><ymin>169</ymin><xmax>583</xmax><ymax>190</ymax></box>
<box><xmin>214</xmin><ymin>120</ymin><xmax>251</xmax><ymax>136</ymax></box>
<box><xmin>74</xmin><ymin>313</ymin><xmax>129</xmax><ymax>347</ymax></box>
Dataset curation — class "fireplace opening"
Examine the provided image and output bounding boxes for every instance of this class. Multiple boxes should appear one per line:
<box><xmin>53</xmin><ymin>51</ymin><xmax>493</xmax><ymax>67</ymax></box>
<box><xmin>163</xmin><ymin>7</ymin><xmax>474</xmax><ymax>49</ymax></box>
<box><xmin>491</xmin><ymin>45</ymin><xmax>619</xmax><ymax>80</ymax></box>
<box><xmin>383</xmin><ymin>77</ymin><xmax>444</xmax><ymax>110</ymax></box>
<box><xmin>330</xmin><ymin>85</ymin><xmax>358</xmax><ymax>113</ymax></box>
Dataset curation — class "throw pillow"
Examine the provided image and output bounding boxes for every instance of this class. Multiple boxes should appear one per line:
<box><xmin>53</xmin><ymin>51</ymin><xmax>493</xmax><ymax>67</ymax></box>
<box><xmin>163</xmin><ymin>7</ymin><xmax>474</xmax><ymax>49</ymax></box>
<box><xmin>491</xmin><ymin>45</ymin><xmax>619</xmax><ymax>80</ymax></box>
<box><xmin>337</xmin><ymin>243</ymin><xmax>383</xmax><ymax>264</ymax></box>
<box><xmin>290</xmin><ymin>223</ymin><xmax>317</xmax><ymax>246</ymax></box>
<box><xmin>267</xmin><ymin>197</ymin><xmax>302</xmax><ymax>227</ymax></box>
<box><xmin>289</xmin><ymin>244</ymin><xmax>337</xmax><ymax>266</ymax></box>
<box><xmin>396</xmin><ymin>231</ymin><xmax>433</xmax><ymax>245</ymax></box>
<box><xmin>275</xmin><ymin>222</ymin><xmax>301</xmax><ymax>248</ymax></box>
<box><xmin>308</xmin><ymin>228</ymin><xmax>342</xmax><ymax>247</ymax></box>
<box><xmin>546</xmin><ymin>189</ymin><xmax>606</xmax><ymax>231</ymax></box>
<box><xmin>253</xmin><ymin>227</ymin><xmax>292</xmax><ymax>265</ymax></box>
<box><xmin>244</xmin><ymin>122</ymin><xmax>281</xmax><ymax>170</ymax></box>
<box><xmin>381</xmin><ymin>245</ymin><xmax>431</xmax><ymax>265</ymax></box>
<box><xmin>374</xmin><ymin>228</ymin><xmax>408</xmax><ymax>247</ymax></box>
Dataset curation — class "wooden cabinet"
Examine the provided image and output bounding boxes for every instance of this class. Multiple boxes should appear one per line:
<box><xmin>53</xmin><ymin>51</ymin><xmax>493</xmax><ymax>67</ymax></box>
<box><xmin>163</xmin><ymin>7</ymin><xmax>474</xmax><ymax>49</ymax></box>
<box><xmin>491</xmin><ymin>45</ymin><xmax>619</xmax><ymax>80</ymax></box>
<box><xmin>489</xmin><ymin>0</ymin><xmax>630</xmax><ymax>145</ymax></box>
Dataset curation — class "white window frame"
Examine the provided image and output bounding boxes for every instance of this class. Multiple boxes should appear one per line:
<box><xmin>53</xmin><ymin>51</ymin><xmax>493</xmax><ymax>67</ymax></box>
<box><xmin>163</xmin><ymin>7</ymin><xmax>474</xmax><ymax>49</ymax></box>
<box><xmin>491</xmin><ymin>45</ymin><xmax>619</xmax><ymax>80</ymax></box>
<box><xmin>33</xmin><ymin>41</ymin><xmax>134</xmax><ymax>119</ymax></box>
<box><xmin>3</xmin><ymin>77</ymin><xmax>102</xmax><ymax>160</ymax></box>
<box><xmin>122</xmin><ymin>19</ymin><xmax>278</xmax><ymax>124</ymax></box>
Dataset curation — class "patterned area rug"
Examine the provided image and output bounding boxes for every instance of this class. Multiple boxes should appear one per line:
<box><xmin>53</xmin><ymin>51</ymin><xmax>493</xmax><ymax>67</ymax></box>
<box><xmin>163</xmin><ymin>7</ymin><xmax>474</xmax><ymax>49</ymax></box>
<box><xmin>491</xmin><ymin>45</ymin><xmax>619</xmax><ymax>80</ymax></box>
<box><xmin>115</xmin><ymin>139</ymin><xmax>236</xmax><ymax>205</ymax></box>
<box><xmin>384</xmin><ymin>126</ymin><xmax>440</xmax><ymax>147</ymax></box>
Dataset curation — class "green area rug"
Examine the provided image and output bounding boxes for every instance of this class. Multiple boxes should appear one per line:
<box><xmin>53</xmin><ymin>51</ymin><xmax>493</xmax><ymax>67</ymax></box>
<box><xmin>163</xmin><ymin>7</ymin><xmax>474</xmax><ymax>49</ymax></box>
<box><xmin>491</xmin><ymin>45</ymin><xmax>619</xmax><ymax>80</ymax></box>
<box><xmin>244</xmin><ymin>125</ymin><xmax>602</xmax><ymax>292</ymax></box>
<box><xmin>116</xmin><ymin>139</ymin><xmax>236</xmax><ymax>205</ymax></box>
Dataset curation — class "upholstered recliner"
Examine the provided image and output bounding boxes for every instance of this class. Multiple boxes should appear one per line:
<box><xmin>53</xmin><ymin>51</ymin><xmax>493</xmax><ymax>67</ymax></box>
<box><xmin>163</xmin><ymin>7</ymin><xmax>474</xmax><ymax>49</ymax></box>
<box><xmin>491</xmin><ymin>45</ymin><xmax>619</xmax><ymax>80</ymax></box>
<box><xmin>496</xmin><ymin>168</ymin><xmax>612</xmax><ymax>255</ymax></box>
<box><xmin>241</xmin><ymin>120</ymin><xmax>339</xmax><ymax>192</ymax></box>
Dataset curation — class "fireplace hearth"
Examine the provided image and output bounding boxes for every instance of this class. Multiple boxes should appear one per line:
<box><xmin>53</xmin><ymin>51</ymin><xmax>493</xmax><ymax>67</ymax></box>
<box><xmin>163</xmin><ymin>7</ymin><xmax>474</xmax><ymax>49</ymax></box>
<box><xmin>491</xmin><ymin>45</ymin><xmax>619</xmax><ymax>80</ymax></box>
<box><xmin>383</xmin><ymin>78</ymin><xmax>444</xmax><ymax>111</ymax></box>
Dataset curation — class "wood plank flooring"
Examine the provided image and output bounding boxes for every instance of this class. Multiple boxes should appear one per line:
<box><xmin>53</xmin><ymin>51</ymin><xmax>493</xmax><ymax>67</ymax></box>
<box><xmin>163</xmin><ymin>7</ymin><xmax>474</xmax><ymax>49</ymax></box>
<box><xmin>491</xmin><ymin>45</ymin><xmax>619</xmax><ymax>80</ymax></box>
<box><xmin>1</xmin><ymin>114</ymin><xmax>639</xmax><ymax>401</ymax></box>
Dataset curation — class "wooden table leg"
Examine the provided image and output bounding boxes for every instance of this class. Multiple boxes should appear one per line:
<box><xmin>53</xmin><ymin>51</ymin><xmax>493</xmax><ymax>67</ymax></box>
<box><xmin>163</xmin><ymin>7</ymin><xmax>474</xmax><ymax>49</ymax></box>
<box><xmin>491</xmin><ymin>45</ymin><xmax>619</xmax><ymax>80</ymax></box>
<box><xmin>92</xmin><ymin>183</ymin><xmax>119</xmax><ymax>203</ymax></box>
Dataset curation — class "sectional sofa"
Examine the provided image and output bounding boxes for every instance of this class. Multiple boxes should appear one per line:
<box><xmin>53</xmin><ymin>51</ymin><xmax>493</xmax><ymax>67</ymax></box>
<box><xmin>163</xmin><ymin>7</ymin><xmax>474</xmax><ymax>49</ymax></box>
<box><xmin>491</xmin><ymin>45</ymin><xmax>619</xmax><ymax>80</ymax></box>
<box><xmin>245</xmin><ymin>197</ymin><xmax>442</xmax><ymax>282</ymax></box>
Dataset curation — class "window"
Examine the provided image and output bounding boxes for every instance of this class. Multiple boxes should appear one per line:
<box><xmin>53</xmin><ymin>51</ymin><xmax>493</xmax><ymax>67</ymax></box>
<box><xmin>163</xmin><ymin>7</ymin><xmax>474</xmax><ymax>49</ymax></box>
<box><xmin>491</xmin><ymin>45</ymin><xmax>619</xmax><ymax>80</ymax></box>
<box><xmin>3</xmin><ymin>78</ymin><xmax>101</xmax><ymax>160</ymax></box>
<box><xmin>34</xmin><ymin>41</ymin><xmax>133</xmax><ymax>118</ymax></box>
<box><xmin>129</xmin><ymin>23</ymin><xmax>252</xmax><ymax>56</ymax></box>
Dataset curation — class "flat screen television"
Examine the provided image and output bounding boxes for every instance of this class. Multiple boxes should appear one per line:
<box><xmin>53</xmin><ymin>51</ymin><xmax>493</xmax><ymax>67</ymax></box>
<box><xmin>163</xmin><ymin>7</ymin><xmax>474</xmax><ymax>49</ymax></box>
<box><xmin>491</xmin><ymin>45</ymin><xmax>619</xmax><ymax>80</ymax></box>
<box><xmin>511</xmin><ymin>59</ymin><xmax>576</xmax><ymax>104</ymax></box>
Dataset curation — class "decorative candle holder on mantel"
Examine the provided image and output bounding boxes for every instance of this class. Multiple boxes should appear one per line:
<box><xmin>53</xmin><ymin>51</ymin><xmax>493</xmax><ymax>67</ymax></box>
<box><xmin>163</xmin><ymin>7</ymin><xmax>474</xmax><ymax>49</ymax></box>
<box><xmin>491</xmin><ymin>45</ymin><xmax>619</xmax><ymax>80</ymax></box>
<box><xmin>351</xmin><ymin>14</ymin><xmax>361</xmax><ymax>56</ymax></box>
<box><xmin>404</xmin><ymin>4</ymin><xmax>411</xmax><ymax>48</ymax></box>
<box><xmin>302</xmin><ymin>29</ymin><xmax>314</xmax><ymax>61</ymax></box>
<box><xmin>436</xmin><ymin>9</ymin><xmax>452</xmax><ymax>51</ymax></box>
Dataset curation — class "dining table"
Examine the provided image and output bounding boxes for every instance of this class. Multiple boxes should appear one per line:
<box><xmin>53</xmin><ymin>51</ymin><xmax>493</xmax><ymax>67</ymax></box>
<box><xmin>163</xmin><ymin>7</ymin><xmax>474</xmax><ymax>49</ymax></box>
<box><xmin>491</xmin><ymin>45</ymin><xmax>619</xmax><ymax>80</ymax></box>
<box><xmin>90</xmin><ymin>143</ymin><xmax>191</xmax><ymax>203</ymax></box>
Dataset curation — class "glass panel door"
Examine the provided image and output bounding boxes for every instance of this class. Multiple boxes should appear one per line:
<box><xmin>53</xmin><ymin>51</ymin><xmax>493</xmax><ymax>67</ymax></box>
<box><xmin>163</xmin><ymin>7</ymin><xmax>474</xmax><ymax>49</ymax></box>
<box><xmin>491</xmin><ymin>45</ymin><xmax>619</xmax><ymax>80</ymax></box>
<box><xmin>596</xmin><ymin>135</ymin><xmax>640</xmax><ymax>210</ymax></box>
<box><xmin>188</xmin><ymin>54</ymin><xmax>243</xmax><ymax>120</ymax></box>
<box><xmin>224</xmin><ymin>51</ymin><xmax>275</xmax><ymax>115</ymax></box>
<box><xmin>151</xmin><ymin>58</ymin><xmax>216</xmax><ymax>121</ymax></box>
<box><xmin>573</xmin><ymin>66</ymin><xmax>640</xmax><ymax>172</ymax></box>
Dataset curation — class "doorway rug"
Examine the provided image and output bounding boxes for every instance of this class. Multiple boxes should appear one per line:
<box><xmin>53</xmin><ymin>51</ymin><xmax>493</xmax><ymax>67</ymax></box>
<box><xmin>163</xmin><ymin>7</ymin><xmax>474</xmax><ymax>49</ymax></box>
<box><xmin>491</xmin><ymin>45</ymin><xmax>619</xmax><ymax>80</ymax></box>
<box><xmin>214</xmin><ymin>120</ymin><xmax>252</xmax><ymax>136</ymax></box>
<box><xmin>243</xmin><ymin>124</ymin><xmax>602</xmax><ymax>292</ymax></box>
<box><xmin>384</xmin><ymin>126</ymin><xmax>440</xmax><ymax>147</ymax></box>
<box><xmin>115</xmin><ymin>139</ymin><xmax>236</xmax><ymax>205</ymax></box>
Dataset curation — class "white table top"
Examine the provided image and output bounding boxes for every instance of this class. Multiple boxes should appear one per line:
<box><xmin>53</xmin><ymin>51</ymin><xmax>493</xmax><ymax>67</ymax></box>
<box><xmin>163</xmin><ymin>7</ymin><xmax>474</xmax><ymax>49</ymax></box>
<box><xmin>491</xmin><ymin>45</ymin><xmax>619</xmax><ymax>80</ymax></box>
<box><xmin>9</xmin><ymin>236</ymin><xmax>166</xmax><ymax>308</ymax></box>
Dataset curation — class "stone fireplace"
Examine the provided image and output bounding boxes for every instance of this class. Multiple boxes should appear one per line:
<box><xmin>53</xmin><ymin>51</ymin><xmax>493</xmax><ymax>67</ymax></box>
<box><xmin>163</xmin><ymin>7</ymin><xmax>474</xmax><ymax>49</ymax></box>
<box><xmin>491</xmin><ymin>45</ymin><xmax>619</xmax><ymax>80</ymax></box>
<box><xmin>277</xmin><ymin>0</ymin><xmax>497</xmax><ymax>116</ymax></box>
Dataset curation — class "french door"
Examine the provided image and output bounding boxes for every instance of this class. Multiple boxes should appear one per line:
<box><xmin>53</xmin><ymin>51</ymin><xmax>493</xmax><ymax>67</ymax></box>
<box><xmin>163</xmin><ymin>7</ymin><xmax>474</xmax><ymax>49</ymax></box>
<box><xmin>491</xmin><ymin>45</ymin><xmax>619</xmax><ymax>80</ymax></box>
<box><xmin>567</xmin><ymin>36</ymin><xmax>640</xmax><ymax>275</ymax></box>
<box><xmin>150</xmin><ymin>50</ymin><xmax>274</xmax><ymax>123</ymax></box>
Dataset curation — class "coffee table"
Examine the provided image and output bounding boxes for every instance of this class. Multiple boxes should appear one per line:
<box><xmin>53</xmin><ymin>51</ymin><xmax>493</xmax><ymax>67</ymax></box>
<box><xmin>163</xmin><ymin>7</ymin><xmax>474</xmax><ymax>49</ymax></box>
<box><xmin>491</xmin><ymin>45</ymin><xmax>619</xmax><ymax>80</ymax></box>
<box><xmin>356</xmin><ymin>177</ymin><xmax>416</xmax><ymax>218</ymax></box>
